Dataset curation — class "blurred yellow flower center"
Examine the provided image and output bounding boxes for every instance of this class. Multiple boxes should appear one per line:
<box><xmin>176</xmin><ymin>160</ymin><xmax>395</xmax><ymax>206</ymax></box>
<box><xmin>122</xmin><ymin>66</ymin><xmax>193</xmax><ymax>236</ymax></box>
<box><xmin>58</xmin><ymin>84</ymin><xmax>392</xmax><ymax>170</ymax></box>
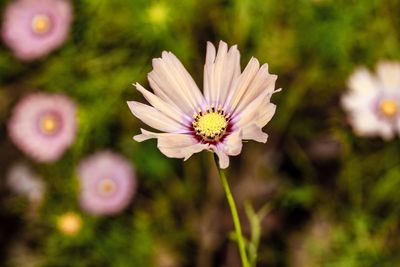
<box><xmin>31</xmin><ymin>14</ymin><xmax>52</xmax><ymax>34</ymax></box>
<box><xmin>192</xmin><ymin>106</ymin><xmax>229</xmax><ymax>142</ymax></box>
<box><xmin>148</xmin><ymin>3</ymin><xmax>167</xmax><ymax>24</ymax></box>
<box><xmin>97</xmin><ymin>178</ymin><xmax>117</xmax><ymax>196</ymax></box>
<box><xmin>57</xmin><ymin>212</ymin><xmax>82</xmax><ymax>236</ymax></box>
<box><xmin>40</xmin><ymin>114</ymin><xmax>59</xmax><ymax>135</ymax></box>
<box><xmin>379</xmin><ymin>99</ymin><xmax>398</xmax><ymax>117</ymax></box>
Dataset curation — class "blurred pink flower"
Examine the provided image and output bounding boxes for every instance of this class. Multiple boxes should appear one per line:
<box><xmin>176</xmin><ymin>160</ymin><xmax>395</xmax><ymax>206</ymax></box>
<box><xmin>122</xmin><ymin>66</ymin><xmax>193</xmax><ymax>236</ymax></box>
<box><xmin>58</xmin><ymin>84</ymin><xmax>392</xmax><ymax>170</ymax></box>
<box><xmin>128</xmin><ymin>41</ymin><xmax>279</xmax><ymax>169</ymax></box>
<box><xmin>78</xmin><ymin>151</ymin><xmax>136</xmax><ymax>216</ymax></box>
<box><xmin>8</xmin><ymin>93</ymin><xmax>77</xmax><ymax>162</ymax></box>
<box><xmin>342</xmin><ymin>61</ymin><xmax>400</xmax><ymax>140</ymax></box>
<box><xmin>2</xmin><ymin>0</ymin><xmax>73</xmax><ymax>61</ymax></box>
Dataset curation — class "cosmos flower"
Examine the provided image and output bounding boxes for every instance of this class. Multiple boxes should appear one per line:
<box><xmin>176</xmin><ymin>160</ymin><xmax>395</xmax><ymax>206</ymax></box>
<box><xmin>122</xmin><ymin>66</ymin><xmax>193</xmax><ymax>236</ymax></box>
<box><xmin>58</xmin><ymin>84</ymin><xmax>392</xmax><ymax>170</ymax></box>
<box><xmin>57</xmin><ymin>212</ymin><xmax>82</xmax><ymax>236</ymax></box>
<box><xmin>341</xmin><ymin>61</ymin><xmax>400</xmax><ymax>140</ymax></box>
<box><xmin>77</xmin><ymin>151</ymin><xmax>136</xmax><ymax>216</ymax></box>
<box><xmin>8</xmin><ymin>93</ymin><xmax>77</xmax><ymax>162</ymax></box>
<box><xmin>128</xmin><ymin>41</ymin><xmax>279</xmax><ymax>168</ymax></box>
<box><xmin>7</xmin><ymin>162</ymin><xmax>45</xmax><ymax>204</ymax></box>
<box><xmin>2</xmin><ymin>0</ymin><xmax>73</xmax><ymax>61</ymax></box>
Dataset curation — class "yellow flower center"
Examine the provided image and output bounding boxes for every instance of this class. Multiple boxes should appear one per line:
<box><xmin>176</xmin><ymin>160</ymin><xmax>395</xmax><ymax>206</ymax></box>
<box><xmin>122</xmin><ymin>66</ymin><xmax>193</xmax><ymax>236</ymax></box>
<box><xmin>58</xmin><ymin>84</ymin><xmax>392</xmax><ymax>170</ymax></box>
<box><xmin>379</xmin><ymin>99</ymin><xmax>398</xmax><ymax>117</ymax></box>
<box><xmin>192</xmin><ymin>106</ymin><xmax>229</xmax><ymax>142</ymax></box>
<box><xmin>57</xmin><ymin>212</ymin><xmax>82</xmax><ymax>236</ymax></box>
<box><xmin>40</xmin><ymin>114</ymin><xmax>59</xmax><ymax>135</ymax></box>
<box><xmin>31</xmin><ymin>14</ymin><xmax>52</xmax><ymax>34</ymax></box>
<box><xmin>97</xmin><ymin>178</ymin><xmax>117</xmax><ymax>196</ymax></box>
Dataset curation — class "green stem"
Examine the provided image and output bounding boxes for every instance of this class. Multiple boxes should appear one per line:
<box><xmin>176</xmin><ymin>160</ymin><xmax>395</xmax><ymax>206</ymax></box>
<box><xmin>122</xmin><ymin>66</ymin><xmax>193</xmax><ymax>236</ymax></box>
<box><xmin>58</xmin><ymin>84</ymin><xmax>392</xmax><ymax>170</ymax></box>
<box><xmin>214</xmin><ymin>154</ymin><xmax>250</xmax><ymax>267</ymax></box>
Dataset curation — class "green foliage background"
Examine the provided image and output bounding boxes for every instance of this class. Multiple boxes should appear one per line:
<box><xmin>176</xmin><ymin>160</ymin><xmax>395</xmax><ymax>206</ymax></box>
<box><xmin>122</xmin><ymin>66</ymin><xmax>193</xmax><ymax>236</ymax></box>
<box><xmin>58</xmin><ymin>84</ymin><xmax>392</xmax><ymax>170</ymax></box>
<box><xmin>1</xmin><ymin>0</ymin><xmax>400</xmax><ymax>266</ymax></box>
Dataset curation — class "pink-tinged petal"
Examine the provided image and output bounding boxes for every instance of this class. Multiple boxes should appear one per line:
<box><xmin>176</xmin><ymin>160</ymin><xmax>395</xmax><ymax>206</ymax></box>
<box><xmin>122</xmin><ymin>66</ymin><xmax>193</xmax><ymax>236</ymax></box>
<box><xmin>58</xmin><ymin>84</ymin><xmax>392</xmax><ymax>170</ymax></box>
<box><xmin>378</xmin><ymin>123</ymin><xmax>395</xmax><ymax>140</ymax></box>
<box><xmin>134</xmin><ymin>83</ymin><xmax>190</xmax><ymax>123</ymax></box>
<box><xmin>133</xmin><ymin>129</ymin><xmax>153</xmax><ymax>142</ymax></box>
<box><xmin>148</xmin><ymin>51</ymin><xmax>204</xmax><ymax>114</ymax></box>
<box><xmin>233</xmin><ymin>90</ymin><xmax>271</xmax><ymax>128</ymax></box>
<box><xmin>349</xmin><ymin>112</ymin><xmax>392</xmax><ymax>139</ymax></box>
<box><xmin>396</xmin><ymin>117</ymin><xmax>400</xmax><ymax>137</ymax></box>
<box><xmin>159</xmin><ymin>144</ymin><xmax>207</xmax><ymax>161</ymax></box>
<box><xmin>233</xmin><ymin>64</ymin><xmax>277</xmax><ymax>116</ymax></box>
<box><xmin>257</xmin><ymin>103</ymin><xmax>276</xmax><ymax>127</ymax></box>
<box><xmin>242</xmin><ymin>123</ymin><xmax>269</xmax><ymax>143</ymax></box>
<box><xmin>347</xmin><ymin>68</ymin><xmax>377</xmax><ymax>93</ymax></box>
<box><xmin>376</xmin><ymin>61</ymin><xmax>400</xmax><ymax>90</ymax></box>
<box><xmin>224</xmin><ymin>57</ymin><xmax>260</xmax><ymax>111</ymax></box>
<box><xmin>341</xmin><ymin>91</ymin><xmax>377</xmax><ymax>112</ymax></box>
<box><xmin>133</xmin><ymin>129</ymin><xmax>208</xmax><ymax>160</ymax></box>
<box><xmin>203</xmin><ymin>41</ymin><xmax>216</xmax><ymax>104</ymax></box>
<box><xmin>127</xmin><ymin>101</ymin><xmax>186</xmax><ymax>133</ymax></box>
<box><xmin>164</xmin><ymin>52</ymin><xmax>205</xmax><ymax>104</ymax></box>
<box><xmin>223</xmin><ymin>130</ymin><xmax>243</xmax><ymax>156</ymax></box>
<box><xmin>203</xmin><ymin>41</ymin><xmax>241</xmax><ymax>105</ymax></box>
<box><xmin>210</xmin><ymin>131</ymin><xmax>243</xmax><ymax>169</ymax></box>
<box><xmin>214</xmin><ymin>147</ymin><xmax>229</xmax><ymax>169</ymax></box>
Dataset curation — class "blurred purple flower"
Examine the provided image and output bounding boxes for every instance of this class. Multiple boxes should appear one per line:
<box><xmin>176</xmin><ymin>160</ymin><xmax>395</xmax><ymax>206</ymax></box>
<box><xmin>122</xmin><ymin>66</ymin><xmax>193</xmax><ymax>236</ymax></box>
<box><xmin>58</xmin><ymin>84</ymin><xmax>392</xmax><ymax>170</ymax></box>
<box><xmin>78</xmin><ymin>151</ymin><xmax>136</xmax><ymax>216</ymax></box>
<box><xmin>342</xmin><ymin>61</ymin><xmax>400</xmax><ymax>140</ymax></box>
<box><xmin>2</xmin><ymin>0</ymin><xmax>73</xmax><ymax>61</ymax></box>
<box><xmin>8</xmin><ymin>93</ymin><xmax>77</xmax><ymax>162</ymax></box>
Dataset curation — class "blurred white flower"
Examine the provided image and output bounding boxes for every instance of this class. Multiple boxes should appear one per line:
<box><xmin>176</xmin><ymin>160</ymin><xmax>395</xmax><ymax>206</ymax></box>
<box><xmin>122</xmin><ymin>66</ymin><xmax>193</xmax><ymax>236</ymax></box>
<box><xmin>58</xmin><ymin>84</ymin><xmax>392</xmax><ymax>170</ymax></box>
<box><xmin>128</xmin><ymin>41</ymin><xmax>279</xmax><ymax>169</ymax></box>
<box><xmin>342</xmin><ymin>61</ymin><xmax>400</xmax><ymax>140</ymax></box>
<box><xmin>7</xmin><ymin>163</ymin><xmax>45</xmax><ymax>204</ymax></box>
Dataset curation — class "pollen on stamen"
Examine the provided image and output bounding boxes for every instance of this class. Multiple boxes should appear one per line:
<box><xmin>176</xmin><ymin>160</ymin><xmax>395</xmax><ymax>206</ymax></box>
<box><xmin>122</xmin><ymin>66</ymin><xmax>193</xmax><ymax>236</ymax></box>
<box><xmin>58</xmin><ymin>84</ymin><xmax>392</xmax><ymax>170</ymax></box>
<box><xmin>40</xmin><ymin>114</ymin><xmax>59</xmax><ymax>135</ymax></box>
<box><xmin>379</xmin><ymin>99</ymin><xmax>398</xmax><ymax>117</ymax></box>
<box><xmin>192</xmin><ymin>106</ymin><xmax>230</xmax><ymax>142</ymax></box>
<box><xmin>31</xmin><ymin>14</ymin><xmax>52</xmax><ymax>35</ymax></box>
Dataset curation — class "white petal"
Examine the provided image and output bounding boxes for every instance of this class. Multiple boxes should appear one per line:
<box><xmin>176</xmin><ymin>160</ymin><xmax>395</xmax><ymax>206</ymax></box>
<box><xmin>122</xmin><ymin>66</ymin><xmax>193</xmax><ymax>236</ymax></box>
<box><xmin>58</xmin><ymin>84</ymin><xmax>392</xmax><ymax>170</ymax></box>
<box><xmin>224</xmin><ymin>57</ymin><xmax>260</xmax><ymax>111</ymax></box>
<box><xmin>133</xmin><ymin>129</ymin><xmax>208</xmax><ymax>160</ymax></box>
<box><xmin>347</xmin><ymin>67</ymin><xmax>377</xmax><ymax>93</ymax></box>
<box><xmin>378</xmin><ymin>123</ymin><xmax>395</xmax><ymax>140</ymax></box>
<box><xmin>257</xmin><ymin>103</ymin><xmax>276</xmax><ymax>127</ymax></box>
<box><xmin>214</xmin><ymin>147</ymin><xmax>229</xmax><ymax>169</ymax></box>
<box><xmin>210</xmin><ymin>131</ymin><xmax>243</xmax><ymax>169</ymax></box>
<box><xmin>133</xmin><ymin>131</ymin><xmax>153</xmax><ymax>142</ymax></box>
<box><xmin>127</xmin><ymin>101</ymin><xmax>186</xmax><ymax>133</ymax></box>
<box><xmin>376</xmin><ymin>61</ymin><xmax>400</xmax><ymax>90</ymax></box>
<box><xmin>349</xmin><ymin>112</ymin><xmax>390</xmax><ymax>138</ymax></box>
<box><xmin>203</xmin><ymin>41</ymin><xmax>241</xmax><ymax>106</ymax></box>
<box><xmin>134</xmin><ymin>83</ymin><xmax>191</xmax><ymax>123</ymax></box>
<box><xmin>396</xmin><ymin>117</ymin><xmax>400</xmax><ymax>137</ymax></box>
<box><xmin>242</xmin><ymin>123</ymin><xmax>269</xmax><ymax>143</ymax></box>
<box><xmin>165</xmin><ymin>52</ymin><xmax>205</xmax><ymax>103</ymax></box>
<box><xmin>204</xmin><ymin>42</ymin><xmax>217</xmax><ymax>104</ymax></box>
<box><xmin>341</xmin><ymin>90</ymin><xmax>377</xmax><ymax>111</ymax></box>
<box><xmin>233</xmin><ymin>90</ymin><xmax>271</xmax><ymax>128</ymax></box>
<box><xmin>223</xmin><ymin>130</ymin><xmax>243</xmax><ymax>156</ymax></box>
<box><xmin>148</xmin><ymin>52</ymin><xmax>204</xmax><ymax>114</ymax></box>
<box><xmin>233</xmin><ymin>64</ymin><xmax>277</xmax><ymax>115</ymax></box>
